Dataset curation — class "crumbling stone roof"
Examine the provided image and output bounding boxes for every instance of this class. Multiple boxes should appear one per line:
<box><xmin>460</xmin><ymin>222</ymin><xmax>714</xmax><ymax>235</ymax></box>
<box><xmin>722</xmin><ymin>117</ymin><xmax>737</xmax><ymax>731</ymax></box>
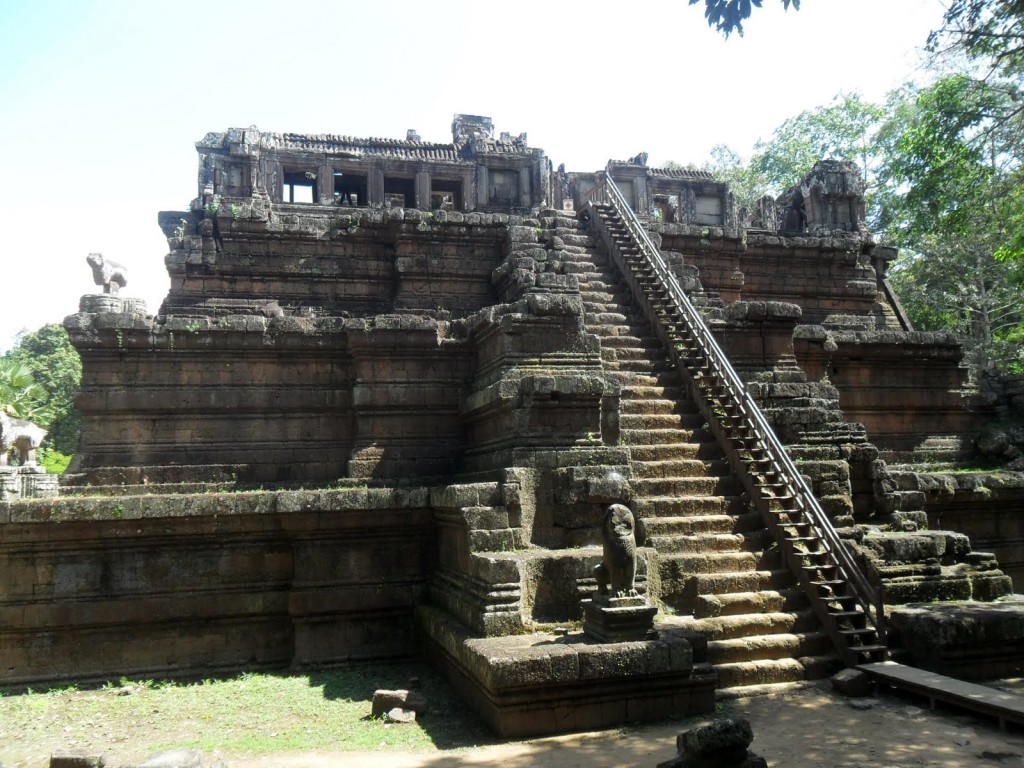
<box><xmin>649</xmin><ymin>166</ymin><xmax>718</xmax><ymax>181</ymax></box>
<box><xmin>267</xmin><ymin>132</ymin><xmax>462</xmax><ymax>161</ymax></box>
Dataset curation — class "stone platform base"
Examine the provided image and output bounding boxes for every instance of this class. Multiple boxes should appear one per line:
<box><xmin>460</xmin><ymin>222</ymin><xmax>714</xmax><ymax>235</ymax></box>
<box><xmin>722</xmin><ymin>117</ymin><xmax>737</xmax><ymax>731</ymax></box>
<box><xmin>889</xmin><ymin>598</ymin><xmax>1024</xmax><ymax>679</ymax></box>
<box><xmin>417</xmin><ymin>605</ymin><xmax>716</xmax><ymax>738</ymax></box>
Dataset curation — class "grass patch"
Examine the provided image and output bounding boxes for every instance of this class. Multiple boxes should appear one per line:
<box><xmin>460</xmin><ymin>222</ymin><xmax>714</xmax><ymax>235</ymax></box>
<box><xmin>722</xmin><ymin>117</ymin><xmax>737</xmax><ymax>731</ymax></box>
<box><xmin>0</xmin><ymin>662</ymin><xmax>493</xmax><ymax>765</ymax></box>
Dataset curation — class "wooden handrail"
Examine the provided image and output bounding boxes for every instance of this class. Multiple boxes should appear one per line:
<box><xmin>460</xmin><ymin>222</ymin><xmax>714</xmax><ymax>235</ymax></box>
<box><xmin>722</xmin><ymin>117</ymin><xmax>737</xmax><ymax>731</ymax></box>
<box><xmin>584</xmin><ymin>172</ymin><xmax>885</xmax><ymax>660</ymax></box>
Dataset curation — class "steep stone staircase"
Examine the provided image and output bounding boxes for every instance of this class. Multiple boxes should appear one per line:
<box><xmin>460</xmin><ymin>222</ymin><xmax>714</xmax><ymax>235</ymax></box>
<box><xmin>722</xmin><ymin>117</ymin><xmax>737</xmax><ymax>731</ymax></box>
<box><xmin>539</xmin><ymin>211</ymin><xmax>841</xmax><ymax>691</ymax></box>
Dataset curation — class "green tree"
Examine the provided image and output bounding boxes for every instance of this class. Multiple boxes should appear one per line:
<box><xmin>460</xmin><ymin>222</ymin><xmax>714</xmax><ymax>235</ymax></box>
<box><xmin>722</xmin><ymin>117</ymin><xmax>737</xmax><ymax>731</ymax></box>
<box><xmin>2</xmin><ymin>324</ymin><xmax>82</xmax><ymax>454</ymax></box>
<box><xmin>928</xmin><ymin>0</ymin><xmax>1024</xmax><ymax>80</ymax></box>
<box><xmin>749</xmin><ymin>93</ymin><xmax>887</xmax><ymax>202</ymax></box>
<box><xmin>701</xmin><ymin>144</ymin><xmax>771</xmax><ymax>212</ymax></box>
<box><xmin>0</xmin><ymin>360</ymin><xmax>54</xmax><ymax>423</ymax></box>
<box><xmin>689</xmin><ymin>0</ymin><xmax>799</xmax><ymax>37</ymax></box>
<box><xmin>879</xmin><ymin>74</ymin><xmax>1024</xmax><ymax>371</ymax></box>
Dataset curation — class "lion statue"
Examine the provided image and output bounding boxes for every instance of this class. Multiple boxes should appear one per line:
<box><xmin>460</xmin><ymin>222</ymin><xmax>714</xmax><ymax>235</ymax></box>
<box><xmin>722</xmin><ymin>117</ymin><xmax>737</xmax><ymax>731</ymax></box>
<box><xmin>0</xmin><ymin>411</ymin><xmax>47</xmax><ymax>467</ymax></box>
<box><xmin>87</xmin><ymin>252</ymin><xmax>128</xmax><ymax>294</ymax></box>
<box><xmin>594</xmin><ymin>503</ymin><xmax>639</xmax><ymax>598</ymax></box>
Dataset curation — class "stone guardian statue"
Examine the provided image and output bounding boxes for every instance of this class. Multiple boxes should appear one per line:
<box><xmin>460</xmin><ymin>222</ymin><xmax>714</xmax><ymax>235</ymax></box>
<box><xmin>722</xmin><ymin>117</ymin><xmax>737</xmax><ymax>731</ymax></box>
<box><xmin>0</xmin><ymin>411</ymin><xmax>47</xmax><ymax>466</ymax></box>
<box><xmin>87</xmin><ymin>253</ymin><xmax>128</xmax><ymax>294</ymax></box>
<box><xmin>594</xmin><ymin>503</ymin><xmax>639</xmax><ymax>598</ymax></box>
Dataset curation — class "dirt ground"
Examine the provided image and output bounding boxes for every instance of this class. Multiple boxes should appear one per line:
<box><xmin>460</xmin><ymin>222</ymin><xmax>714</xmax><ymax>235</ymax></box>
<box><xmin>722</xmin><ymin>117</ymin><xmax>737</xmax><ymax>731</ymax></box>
<box><xmin>232</xmin><ymin>681</ymin><xmax>1024</xmax><ymax>768</ymax></box>
<box><xmin>6</xmin><ymin>679</ymin><xmax>1024</xmax><ymax>767</ymax></box>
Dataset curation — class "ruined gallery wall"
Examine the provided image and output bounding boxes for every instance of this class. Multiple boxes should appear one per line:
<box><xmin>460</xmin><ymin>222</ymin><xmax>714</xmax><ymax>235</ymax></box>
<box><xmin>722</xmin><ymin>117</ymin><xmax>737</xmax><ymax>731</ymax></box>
<box><xmin>161</xmin><ymin>210</ymin><xmax>509</xmax><ymax>318</ymax></box>
<box><xmin>0</xmin><ymin>489</ymin><xmax>434</xmax><ymax>686</ymax></box>
<box><xmin>66</xmin><ymin>320</ymin><xmax>356</xmax><ymax>483</ymax></box>
<box><xmin>68</xmin><ymin>214</ymin><xmax>518</xmax><ymax>483</ymax></box>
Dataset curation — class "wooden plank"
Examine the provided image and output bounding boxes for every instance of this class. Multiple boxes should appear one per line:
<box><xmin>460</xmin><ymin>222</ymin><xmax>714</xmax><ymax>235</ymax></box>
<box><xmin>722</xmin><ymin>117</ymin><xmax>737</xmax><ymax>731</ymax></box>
<box><xmin>859</xmin><ymin>661</ymin><xmax>1024</xmax><ymax>728</ymax></box>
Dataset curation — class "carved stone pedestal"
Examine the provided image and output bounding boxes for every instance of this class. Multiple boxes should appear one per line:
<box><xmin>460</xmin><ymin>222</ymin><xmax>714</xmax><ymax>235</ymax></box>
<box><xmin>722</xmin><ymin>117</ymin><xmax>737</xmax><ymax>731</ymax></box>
<box><xmin>0</xmin><ymin>466</ymin><xmax>59</xmax><ymax>501</ymax></box>
<box><xmin>79</xmin><ymin>294</ymin><xmax>148</xmax><ymax>317</ymax></box>
<box><xmin>582</xmin><ymin>594</ymin><xmax>658</xmax><ymax>643</ymax></box>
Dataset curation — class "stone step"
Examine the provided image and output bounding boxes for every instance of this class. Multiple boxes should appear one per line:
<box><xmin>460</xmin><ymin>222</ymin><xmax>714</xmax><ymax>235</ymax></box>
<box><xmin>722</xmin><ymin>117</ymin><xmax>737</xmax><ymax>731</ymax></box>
<box><xmin>638</xmin><ymin>511</ymin><xmax>762</xmax><ymax>538</ymax></box>
<box><xmin>661</xmin><ymin>569</ymin><xmax>795</xmax><ymax>612</ymax></box>
<box><xmin>620</xmin><ymin>427</ymin><xmax>711</xmax><ymax>445</ymax></box>
<box><xmin>602</xmin><ymin>358</ymin><xmax>675</xmax><ymax>374</ymax></box>
<box><xmin>648</xmin><ymin>529</ymin><xmax>772</xmax><ymax>555</ymax></box>
<box><xmin>620</xmin><ymin>412</ymin><xmax>705</xmax><ymax>430</ymax></box>
<box><xmin>659</xmin><ymin>549</ymin><xmax>780</xmax><ymax>578</ymax></box>
<box><xmin>537</xmin><ymin>215</ymin><xmax>582</xmax><ymax>229</ymax></box>
<box><xmin>620</xmin><ymin>398</ymin><xmax>695</xmax><ymax>417</ymax></box>
<box><xmin>633</xmin><ymin>495</ymin><xmax>744</xmax><ymax>518</ymax></box>
<box><xmin>551</xmin><ymin>232</ymin><xmax>593</xmax><ymax>247</ymax></box>
<box><xmin>693</xmin><ymin>588</ymin><xmax>807</xmax><ymax>619</ymax></box>
<box><xmin>631</xmin><ymin>458</ymin><xmax>729</xmax><ymax>478</ymax></box>
<box><xmin>621</xmin><ymin>385</ymin><xmax>687</xmax><ymax>401</ymax></box>
<box><xmin>702</xmin><ymin>631</ymin><xmax>832</xmax><ymax>664</ymax></box>
<box><xmin>580</xmin><ymin>285</ymin><xmax>629</xmax><ymax>300</ymax></box>
<box><xmin>669</xmin><ymin>609</ymin><xmax>820</xmax><ymax>642</ymax></box>
<box><xmin>596</xmin><ymin>336</ymin><xmax>659</xmax><ymax>354</ymax></box>
<box><xmin>585</xmin><ymin>324</ymin><xmax>634</xmax><ymax>338</ymax></box>
<box><xmin>632</xmin><ymin>475</ymin><xmax>738</xmax><ymax>498</ymax></box>
<box><xmin>586</xmin><ymin>311</ymin><xmax>629</xmax><ymax>325</ymax></box>
<box><xmin>619</xmin><ymin>412</ymin><xmax>684</xmax><ymax>430</ymax></box>
<box><xmin>563</xmin><ymin>261</ymin><xmax>604</xmax><ymax>275</ymax></box>
<box><xmin>600</xmin><ymin>346</ymin><xmax>670</xmax><ymax>363</ymax></box>
<box><xmin>651</xmin><ymin>532</ymin><xmax>770</xmax><ymax>557</ymax></box>
<box><xmin>602</xmin><ymin>371</ymin><xmax>681</xmax><ymax>388</ymax></box>
<box><xmin>60</xmin><ymin>481</ymin><xmax>236</xmax><ymax>497</ymax></box>
<box><xmin>712</xmin><ymin>655</ymin><xmax>839</xmax><ymax>689</ymax></box>
<box><xmin>583</xmin><ymin>299</ymin><xmax>625</xmax><ymax>314</ymax></box>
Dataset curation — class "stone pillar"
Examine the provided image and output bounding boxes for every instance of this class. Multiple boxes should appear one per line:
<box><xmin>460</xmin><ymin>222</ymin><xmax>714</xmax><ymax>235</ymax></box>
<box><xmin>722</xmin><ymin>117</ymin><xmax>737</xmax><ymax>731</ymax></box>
<box><xmin>269</xmin><ymin>161</ymin><xmax>283</xmax><ymax>203</ymax></box>
<box><xmin>519</xmin><ymin>167</ymin><xmax>531</xmax><ymax>209</ymax></box>
<box><xmin>317</xmin><ymin>165</ymin><xmax>333</xmax><ymax>205</ymax></box>
<box><xmin>369</xmin><ymin>167</ymin><xmax>385</xmax><ymax>206</ymax></box>
<box><xmin>462</xmin><ymin>170</ymin><xmax>475</xmax><ymax>211</ymax></box>
<box><xmin>415</xmin><ymin>171</ymin><xmax>431</xmax><ymax>211</ymax></box>
<box><xmin>476</xmin><ymin>166</ymin><xmax>488</xmax><ymax>207</ymax></box>
<box><xmin>634</xmin><ymin>174</ymin><xmax>649</xmax><ymax>215</ymax></box>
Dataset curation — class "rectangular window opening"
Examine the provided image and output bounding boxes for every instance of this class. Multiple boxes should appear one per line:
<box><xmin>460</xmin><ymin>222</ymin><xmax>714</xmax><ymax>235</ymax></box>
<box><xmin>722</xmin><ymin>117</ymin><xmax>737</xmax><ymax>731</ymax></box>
<box><xmin>488</xmin><ymin>170</ymin><xmax>519</xmax><ymax>206</ymax></box>
<box><xmin>334</xmin><ymin>172</ymin><xmax>367</xmax><ymax>207</ymax></box>
<box><xmin>383</xmin><ymin>177</ymin><xmax>415</xmax><ymax>209</ymax></box>
<box><xmin>282</xmin><ymin>170</ymin><xmax>318</xmax><ymax>204</ymax></box>
<box><xmin>431</xmin><ymin>179</ymin><xmax>462</xmax><ymax>210</ymax></box>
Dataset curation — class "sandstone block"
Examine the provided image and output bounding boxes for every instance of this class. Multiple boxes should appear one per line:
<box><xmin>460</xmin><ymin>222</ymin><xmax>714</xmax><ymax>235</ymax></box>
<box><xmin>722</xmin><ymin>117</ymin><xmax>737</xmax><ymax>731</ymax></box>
<box><xmin>831</xmin><ymin>668</ymin><xmax>874</xmax><ymax>698</ymax></box>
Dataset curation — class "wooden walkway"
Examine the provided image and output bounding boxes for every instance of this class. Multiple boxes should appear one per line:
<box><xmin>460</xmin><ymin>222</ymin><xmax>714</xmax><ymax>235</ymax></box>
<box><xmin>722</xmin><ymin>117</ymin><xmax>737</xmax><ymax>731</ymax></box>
<box><xmin>859</xmin><ymin>661</ymin><xmax>1024</xmax><ymax>730</ymax></box>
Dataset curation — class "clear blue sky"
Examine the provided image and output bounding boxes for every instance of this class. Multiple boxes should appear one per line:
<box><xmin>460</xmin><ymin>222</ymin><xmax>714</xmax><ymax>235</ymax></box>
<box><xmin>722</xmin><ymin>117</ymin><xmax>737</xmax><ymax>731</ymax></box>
<box><xmin>0</xmin><ymin>0</ymin><xmax>946</xmax><ymax>351</ymax></box>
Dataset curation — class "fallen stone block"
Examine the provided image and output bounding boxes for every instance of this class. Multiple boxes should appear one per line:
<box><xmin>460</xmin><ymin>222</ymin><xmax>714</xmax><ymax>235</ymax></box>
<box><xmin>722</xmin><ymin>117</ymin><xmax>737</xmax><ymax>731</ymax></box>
<box><xmin>386</xmin><ymin>707</ymin><xmax>417</xmax><ymax>724</ymax></box>
<box><xmin>372</xmin><ymin>688</ymin><xmax>428</xmax><ymax>717</ymax></box>
<box><xmin>658</xmin><ymin>718</ymin><xmax>768</xmax><ymax>768</ymax></box>
<box><xmin>50</xmin><ymin>752</ymin><xmax>106</xmax><ymax>768</ymax></box>
<box><xmin>832</xmin><ymin>668</ymin><xmax>874</xmax><ymax>698</ymax></box>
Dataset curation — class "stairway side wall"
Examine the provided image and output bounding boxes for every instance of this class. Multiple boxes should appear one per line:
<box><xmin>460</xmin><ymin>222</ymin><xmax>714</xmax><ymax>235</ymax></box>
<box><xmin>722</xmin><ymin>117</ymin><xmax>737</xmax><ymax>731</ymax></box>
<box><xmin>655</xmin><ymin>227</ymin><xmax>987</xmax><ymax>455</ymax></box>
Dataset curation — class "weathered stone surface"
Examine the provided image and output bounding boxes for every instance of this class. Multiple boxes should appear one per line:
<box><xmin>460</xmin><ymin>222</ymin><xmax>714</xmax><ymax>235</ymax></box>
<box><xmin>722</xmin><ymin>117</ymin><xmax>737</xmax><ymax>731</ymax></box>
<box><xmin>385</xmin><ymin>707</ymin><xmax>417</xmax><ymax>724</ymax></box>
<box><xmin>139</xmin><ymin>750</ymin><xmax>202</xmax><ymax>768</ymax></box>
<box><xmin>889</xmin><ymin>600</ymin><xmax>1024</xmax><ymax>678</ymax></box>
<box><xmin>50</xmin><ymin>752</ymin><xmax>106</xmax><ymax>768</ymax></box>
<box><xmin>677</xmin><ymin>718</ymin><xmax>754</xmax><ymax>756</ymax></box>
<box><xmin>831</xmin><ymin>668</ymin><xmax>874</xmax><ymax>698</ymax></box>
<box><xmin>371</xmin><ymin>689</ymin><xmax>428</xmax><ymax>718</ymax></box>
<box><xmin>658</xmin><ymin>718</ymin><xmax>767</xmax><ymax>767</ymax></box>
